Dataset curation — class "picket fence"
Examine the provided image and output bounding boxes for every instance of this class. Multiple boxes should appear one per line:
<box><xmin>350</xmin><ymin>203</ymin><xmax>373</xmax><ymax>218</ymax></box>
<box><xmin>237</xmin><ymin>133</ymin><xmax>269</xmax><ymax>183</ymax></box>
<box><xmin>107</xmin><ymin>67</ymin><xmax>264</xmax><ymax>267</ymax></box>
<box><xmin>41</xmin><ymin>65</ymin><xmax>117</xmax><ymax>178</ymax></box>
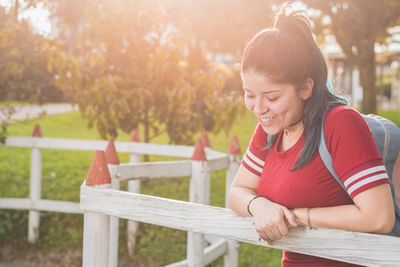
<box><xmin>0</xmin><ymin>124</ymin><xmax>241</xmax><ymax>267</ymax></box>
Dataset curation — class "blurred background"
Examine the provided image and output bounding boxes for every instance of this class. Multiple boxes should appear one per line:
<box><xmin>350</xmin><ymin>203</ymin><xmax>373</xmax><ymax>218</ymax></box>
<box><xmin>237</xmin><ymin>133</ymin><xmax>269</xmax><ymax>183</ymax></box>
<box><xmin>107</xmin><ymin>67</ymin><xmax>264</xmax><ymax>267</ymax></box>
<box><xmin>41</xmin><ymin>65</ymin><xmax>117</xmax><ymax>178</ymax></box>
<box><xmin>0</xmin><ymin>0</ymin><xmax>399</xmax><ymax>266</ymax></box>
<box><xmin>0</xmin><ymin>0</ymin><xmax>399</xmax><ymax>143</ymax></box>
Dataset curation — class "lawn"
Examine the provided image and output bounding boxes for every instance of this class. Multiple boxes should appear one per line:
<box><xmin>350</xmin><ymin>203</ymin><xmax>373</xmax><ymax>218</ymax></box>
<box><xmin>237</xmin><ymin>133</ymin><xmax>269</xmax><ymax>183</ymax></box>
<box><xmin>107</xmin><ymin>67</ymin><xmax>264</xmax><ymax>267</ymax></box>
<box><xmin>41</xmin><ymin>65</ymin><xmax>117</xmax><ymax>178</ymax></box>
<box><xmin>1</xmin><ymin>108</ymin><xmax>399</xmax><ymax>266</ymax></box>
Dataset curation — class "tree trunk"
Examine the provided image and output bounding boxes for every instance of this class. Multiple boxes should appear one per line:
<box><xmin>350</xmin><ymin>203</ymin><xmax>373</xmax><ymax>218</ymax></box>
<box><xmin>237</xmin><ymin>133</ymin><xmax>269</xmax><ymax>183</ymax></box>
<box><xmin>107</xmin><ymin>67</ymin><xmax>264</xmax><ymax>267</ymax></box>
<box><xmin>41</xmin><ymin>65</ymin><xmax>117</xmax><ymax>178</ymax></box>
<box><xmin>357</xmin><ymin>43</ymin><xmax>377</xmax><ymax>114</ymax></box>
<box><xmin>13</xmin><ymin>0</ymin><xmax>19</xmax><ymax>23</ymax></box>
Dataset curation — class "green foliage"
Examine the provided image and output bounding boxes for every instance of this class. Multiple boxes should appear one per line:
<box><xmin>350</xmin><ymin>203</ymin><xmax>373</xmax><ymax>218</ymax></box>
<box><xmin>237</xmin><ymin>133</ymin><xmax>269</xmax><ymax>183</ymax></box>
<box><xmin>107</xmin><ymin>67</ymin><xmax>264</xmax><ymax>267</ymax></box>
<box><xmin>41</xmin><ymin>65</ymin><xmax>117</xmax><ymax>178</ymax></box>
<box><xmin>48</xmin><ymin>0</ymin><xmax>246</xmax><ymax>144</ymax></box>
<box><xmin>0</xmin><ymin>105</ymin><xmax>16</xmax><ymax>143</ymax></box>
<box><xmin>0</xmin><ymin>6</ymin><xmax>64</xmax><ymax>103</ymax></box>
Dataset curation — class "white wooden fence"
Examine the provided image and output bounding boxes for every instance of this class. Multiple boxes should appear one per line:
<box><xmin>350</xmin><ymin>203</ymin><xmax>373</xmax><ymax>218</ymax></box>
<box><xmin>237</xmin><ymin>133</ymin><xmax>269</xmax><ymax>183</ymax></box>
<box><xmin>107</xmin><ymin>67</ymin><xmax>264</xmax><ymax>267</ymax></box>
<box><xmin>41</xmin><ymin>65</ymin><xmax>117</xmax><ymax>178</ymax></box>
<box><xmin>0</xmin><ymin>125</ymin><xmax>241</xmax><ymax>266</ymax></box>
<box><xmin>81</xmin><ymin>181</ymin><xmax>400</xmax><ymax>267</ymax></box>
<box><xmin>80</xmin><ymin>140</ymin><xmax>400</xmax><ymax>267</ymax></box>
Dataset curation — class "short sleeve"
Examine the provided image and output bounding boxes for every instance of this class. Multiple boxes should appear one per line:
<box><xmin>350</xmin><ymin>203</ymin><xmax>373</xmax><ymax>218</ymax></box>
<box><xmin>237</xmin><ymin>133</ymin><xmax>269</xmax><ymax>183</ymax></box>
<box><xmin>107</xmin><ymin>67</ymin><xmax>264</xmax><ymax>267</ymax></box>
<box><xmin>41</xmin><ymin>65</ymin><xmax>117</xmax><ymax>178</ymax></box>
<box><xmin>241</xmin><ymin>123</ymin><xmax>268</xmax><ymax>176</ymax></box>
<box><xmin>325</xmin><ymin>106</ymin><xmax>390</xmax><ymax>198</ymax></box>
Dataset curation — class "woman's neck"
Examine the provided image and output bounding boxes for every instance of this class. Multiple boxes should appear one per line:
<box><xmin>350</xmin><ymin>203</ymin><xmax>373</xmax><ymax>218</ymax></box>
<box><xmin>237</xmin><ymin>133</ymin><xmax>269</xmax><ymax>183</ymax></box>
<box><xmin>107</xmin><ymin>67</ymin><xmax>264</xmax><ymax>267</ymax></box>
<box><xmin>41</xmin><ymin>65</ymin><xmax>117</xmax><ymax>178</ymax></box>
<box><xmin>279</xmin><ymin>119</ymin><xmax>304</xmax><ymax>152</ymax></box>
<box><xmin>284</xmin><ymin>118</ymin><xmax>303</xmax><ymax>136</ymax></box>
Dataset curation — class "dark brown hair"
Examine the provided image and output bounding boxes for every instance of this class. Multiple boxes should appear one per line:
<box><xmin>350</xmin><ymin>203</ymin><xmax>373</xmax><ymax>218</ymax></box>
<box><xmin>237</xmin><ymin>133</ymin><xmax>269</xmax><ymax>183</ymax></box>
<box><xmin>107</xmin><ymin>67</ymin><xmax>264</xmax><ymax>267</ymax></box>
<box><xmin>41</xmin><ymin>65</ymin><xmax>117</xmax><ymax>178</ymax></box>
<box><xmin>241</xmin><ymin>4</ymin><xmax>347</xmax><ymax>170</ymax></box>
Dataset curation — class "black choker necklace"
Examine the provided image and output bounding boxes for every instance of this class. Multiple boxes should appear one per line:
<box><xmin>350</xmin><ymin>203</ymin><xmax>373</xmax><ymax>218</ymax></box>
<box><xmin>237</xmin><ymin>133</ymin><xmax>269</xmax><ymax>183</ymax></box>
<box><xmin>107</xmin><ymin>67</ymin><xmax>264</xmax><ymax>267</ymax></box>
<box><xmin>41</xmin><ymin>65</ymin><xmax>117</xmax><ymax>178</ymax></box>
<box><xmin>284</xmin><ymin>118</ymin><xmax>303</xmax><ymax>136</ymax></box>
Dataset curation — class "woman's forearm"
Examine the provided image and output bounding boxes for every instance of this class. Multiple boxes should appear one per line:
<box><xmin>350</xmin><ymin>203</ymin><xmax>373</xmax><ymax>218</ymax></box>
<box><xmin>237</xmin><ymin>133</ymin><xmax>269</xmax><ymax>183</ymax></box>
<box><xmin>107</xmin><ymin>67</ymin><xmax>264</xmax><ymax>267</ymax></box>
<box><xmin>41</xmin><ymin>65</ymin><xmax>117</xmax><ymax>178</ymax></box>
<box><xmin>294</xmin><ymin>204</ymin><xmax>394</xmax><ymax>234</ymax></box>
<box><xmin>228</xmin><ymin>186</ymin><xmax>259</xmax><ymax>217</ymax></box>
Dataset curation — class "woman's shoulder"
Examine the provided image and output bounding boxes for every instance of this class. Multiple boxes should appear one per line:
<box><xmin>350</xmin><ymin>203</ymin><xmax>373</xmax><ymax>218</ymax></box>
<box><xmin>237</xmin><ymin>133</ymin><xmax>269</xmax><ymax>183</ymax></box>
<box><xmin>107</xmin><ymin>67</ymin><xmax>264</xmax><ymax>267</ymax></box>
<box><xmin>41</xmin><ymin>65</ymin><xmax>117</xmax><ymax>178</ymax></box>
<box><xmin>324</xmin><ymin>105</ymin><xmax>365</xmax><ymax>127</ymax></box>
<box><xmin>323</xmin><ymin>105</ymin><xmax>371</xmax><ymax>142</ymax></box>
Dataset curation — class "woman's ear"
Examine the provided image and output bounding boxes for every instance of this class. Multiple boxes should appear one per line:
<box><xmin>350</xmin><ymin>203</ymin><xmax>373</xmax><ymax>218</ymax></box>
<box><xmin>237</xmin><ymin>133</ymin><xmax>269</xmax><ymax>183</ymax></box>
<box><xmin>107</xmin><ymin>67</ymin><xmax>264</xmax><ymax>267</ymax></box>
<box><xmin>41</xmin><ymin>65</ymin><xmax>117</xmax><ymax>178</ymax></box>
<box><xmin>300</xmin><ymin>78</ymin><xmax>314</xmax><ymax>100</ymax></box>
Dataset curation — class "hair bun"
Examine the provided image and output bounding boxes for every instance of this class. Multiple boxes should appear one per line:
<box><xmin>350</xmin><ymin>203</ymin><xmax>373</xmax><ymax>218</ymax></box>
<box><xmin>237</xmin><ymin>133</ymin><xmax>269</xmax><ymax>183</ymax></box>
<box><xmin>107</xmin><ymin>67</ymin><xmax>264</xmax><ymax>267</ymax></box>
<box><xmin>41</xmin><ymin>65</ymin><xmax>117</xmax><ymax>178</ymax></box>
<box><xmin>273</xmin><ymin>4</ymin><xmax>311</xmax><ymax>33</ymax></box>
<box><xmin>273</xmin><ymin>5</ymin><xmax>291</xmax><ymax>30</ymax></box>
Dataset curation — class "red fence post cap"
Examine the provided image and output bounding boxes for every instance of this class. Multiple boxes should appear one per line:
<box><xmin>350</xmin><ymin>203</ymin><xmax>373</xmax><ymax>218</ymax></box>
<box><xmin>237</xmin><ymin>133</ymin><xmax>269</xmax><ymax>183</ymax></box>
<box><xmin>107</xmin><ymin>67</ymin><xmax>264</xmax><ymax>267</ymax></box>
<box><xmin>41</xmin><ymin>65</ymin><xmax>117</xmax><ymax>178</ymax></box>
<box><xmin>32</xmin><ymin>123</ymin><xmax>42</xmax><ymax>137</ymax></box>
<box><xmin>228</xmin><ymin>136</ymin><xmax>241</xmax><ymax>155</ymax></box>
<box><xmin>131</xmin><ymin>129</ymin><xmax>140</xmax><ymax>142</ymax></box>
<box><xmin>86</xmin><ymin>150</ymin><xmax>112</xmax><ymax>186</ymax></box>
<box><xmin>105</xmin><ymin>138</ymin><xmax>120</xmax><ymax>165</ymax></box>
<box><xmin>192</xmin><ymin>138</ymin><xmax>207</xmax><ymax>161</ymax></box>
<box><xmin>202</xmin><ymin>131</ymin><xmax>211</xmax><ymax>148</ymax></box>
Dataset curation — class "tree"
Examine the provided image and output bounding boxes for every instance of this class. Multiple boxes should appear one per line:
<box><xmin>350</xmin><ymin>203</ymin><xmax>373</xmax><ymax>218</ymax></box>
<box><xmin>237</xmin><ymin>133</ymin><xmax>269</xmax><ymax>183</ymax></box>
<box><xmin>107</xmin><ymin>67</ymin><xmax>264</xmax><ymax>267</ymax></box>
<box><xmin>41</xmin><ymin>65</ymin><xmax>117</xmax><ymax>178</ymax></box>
<box><xmin>0</xmin><ymin>5</ymin><xmax>64</xmax><ymax>142</ymax></box>
<box><xmin>162</xmin><ymin>0</ymin><xmax>279</xmax><ymax>56</ymax></box>
<box><xmin>11</xmin><ymin>0</ymin><xmax>51</xmax><ymax>22</ymax></box>
<box><xmin>51</xmin><ymin>0</ymin><xmax>244</xmax><ymax>144</ymax></box>
<box><xmin>301</xmin><ymin>0</ymin><xmax>400</xmax><ymax>114</ymax></box>
<box><xmin>0</xmin><ymin>6</ymin><xmax>63</xmax><ymax>103</ymax></box>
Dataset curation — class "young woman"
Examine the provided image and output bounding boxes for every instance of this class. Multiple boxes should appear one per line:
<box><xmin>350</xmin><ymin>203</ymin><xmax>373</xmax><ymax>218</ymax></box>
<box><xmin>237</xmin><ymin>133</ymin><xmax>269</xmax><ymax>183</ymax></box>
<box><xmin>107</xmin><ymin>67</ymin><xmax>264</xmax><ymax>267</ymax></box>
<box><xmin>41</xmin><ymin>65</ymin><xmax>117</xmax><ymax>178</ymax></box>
<box><xmin>228</xmin><ymin>5</ymin><xmax>395</xmax><ymax>267</ymax></box>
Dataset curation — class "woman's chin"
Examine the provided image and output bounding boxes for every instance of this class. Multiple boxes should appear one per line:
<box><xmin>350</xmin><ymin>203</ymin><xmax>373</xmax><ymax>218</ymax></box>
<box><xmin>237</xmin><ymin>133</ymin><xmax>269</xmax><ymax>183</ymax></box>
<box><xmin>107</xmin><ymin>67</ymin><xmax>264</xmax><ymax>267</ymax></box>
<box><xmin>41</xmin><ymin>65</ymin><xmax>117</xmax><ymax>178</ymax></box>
<box><xmin>261</xmin><ymin>125</ymin><xmax>280</xmax><ymax>135</ymax></box>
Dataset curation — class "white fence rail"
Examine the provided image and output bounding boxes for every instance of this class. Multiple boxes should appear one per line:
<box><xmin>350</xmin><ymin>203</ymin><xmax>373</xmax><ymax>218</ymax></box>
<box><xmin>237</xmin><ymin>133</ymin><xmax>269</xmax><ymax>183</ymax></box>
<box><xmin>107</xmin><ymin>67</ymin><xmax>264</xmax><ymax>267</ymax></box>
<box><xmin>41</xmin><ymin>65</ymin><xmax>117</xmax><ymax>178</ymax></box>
<box><xmin>81</xmin><ymin>184</ymin><xmax>400</xmax><ymax>267</ymax></box>
<box><xmin>4</xmin><ymin>137</ymin><xmax>226</xmax><ymax>159</ymax></box>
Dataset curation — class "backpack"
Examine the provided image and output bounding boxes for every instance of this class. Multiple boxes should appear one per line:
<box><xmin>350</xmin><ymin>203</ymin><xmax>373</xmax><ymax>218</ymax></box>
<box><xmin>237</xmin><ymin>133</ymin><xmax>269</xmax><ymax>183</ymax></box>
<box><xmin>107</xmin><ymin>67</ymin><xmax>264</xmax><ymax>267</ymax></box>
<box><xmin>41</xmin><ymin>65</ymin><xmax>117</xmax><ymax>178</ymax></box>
<box><xmin>319</xmin><ymin>113</ymin><xmax>400</xmax><ymax>237</ymax></box>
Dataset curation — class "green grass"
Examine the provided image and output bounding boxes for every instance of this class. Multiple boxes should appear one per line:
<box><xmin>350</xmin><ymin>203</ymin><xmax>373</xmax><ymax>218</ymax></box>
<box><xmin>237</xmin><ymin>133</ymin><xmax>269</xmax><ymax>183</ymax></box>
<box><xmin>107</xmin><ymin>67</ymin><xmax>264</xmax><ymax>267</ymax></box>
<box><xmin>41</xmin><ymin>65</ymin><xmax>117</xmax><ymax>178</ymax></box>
<box><xmin>1</xmin><ymin>108</ymin><xmax>399</xmax><ymax>266</ymax></box>
<box><xmin>378</xmin><ymin>109</ymin><xmax>400</xmax><ymax>128</ymax></box>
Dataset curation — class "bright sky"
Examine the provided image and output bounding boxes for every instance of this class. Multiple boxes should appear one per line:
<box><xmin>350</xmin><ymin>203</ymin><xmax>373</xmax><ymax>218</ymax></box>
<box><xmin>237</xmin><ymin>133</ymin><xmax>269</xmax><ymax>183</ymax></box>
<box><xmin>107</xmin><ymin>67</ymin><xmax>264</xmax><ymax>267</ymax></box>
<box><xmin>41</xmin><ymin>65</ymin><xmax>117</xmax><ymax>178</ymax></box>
<box><xmin>0</xmin><ymin>0</ymin><xmax>51</xmax><ymax>36</ymax></box>
<box><xmin>0</xmin><ymin>0</ymin><xmax>398</xmax><ymax>52</ymax></box>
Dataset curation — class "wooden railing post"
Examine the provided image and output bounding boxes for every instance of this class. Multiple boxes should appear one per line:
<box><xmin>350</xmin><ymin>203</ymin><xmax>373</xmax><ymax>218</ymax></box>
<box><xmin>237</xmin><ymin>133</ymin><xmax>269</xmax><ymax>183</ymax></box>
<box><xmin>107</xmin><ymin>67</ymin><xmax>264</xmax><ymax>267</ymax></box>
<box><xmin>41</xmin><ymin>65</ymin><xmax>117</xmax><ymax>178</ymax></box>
<box><xmin>105</xmin><ymin>138</ymin><xmax>120</xmax><ymax>267</ymax></box>
<box><xmin>127</xmin><ymin>129</ymin><xmax>141</xmax><ymax>256</ymax></box>
<box><xmin>82</xmin><ymin>150</ymin><xmax>111</xmax><ymax>267</ymax></box>
<box><xmin>224</xmin><ymin>136</ymin><xmax>241</xmax><ymax>267</ymax></box>
<box><xmin>28</xmin><ymin>123</ymin><xmax>42</xmax><ymax>244</ymax></box>
<box><xmin>187</xmin><ymin>139</ymin><xmax>209</xmax><ymax>267</ymax></box>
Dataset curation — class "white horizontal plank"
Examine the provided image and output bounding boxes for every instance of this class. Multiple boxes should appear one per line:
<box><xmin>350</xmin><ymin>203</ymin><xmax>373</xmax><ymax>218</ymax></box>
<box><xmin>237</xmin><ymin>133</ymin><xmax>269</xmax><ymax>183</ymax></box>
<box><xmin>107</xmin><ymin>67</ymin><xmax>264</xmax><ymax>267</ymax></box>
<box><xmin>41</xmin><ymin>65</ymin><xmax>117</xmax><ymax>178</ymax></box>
<box><xmin>165</xmin><ymin>238</ymin><xmax>226</xmax><ymax>267</ymax></box>
<box><xmin>4</xmin><ymin>137</ymin><xmax>195</xmax><ymax>157</ymax></box>
<box><xmin>0</xmin><ymin>198</ymin><xmax>31</xmax><ymax>209</ymax></box>
<box><xmin>81</xmin><ymin>186</ymin><xmax>400</xmax><ymax>266</ymax></box>
<box><xmin>115</xmin><ymin>142</ymin><xmax>194</xmax><ymax>158</ymax></box>
<box><xmin>208</xmin><ymin>156</ymin><xmax>229</xmax><ymax>172</ymax></box>
<box><xmin>4</xmin><ymin>137</ymin><xmax>108</xmax><ymax>151</ymax></box>
<box><xmin>203</xmin><ymin>238</ymin><xmax>226</xmax><ymax>265</ymax></box>
<box><xmin>204</xmin><ymin>234</ymin><xmax>220</xmax><ymax>244</ymax></box>
<box><xmin>165</xmin><ymin>259</ymin><xmax>187</xmax><ymax>267</ymax></box>
<box><xmin>0</xmin><ymin>198</ymin><xmax>82</xmax><ymax>214</ymax></box>
<box><xmin>112</xmin><ymin>161</ymin><xmax>192</xmax><ymax>181</ymax></box>
<box><xmin>4</xmin><ymin>137</ymin><xmax>228</xmax><ymax>159</ymax></box>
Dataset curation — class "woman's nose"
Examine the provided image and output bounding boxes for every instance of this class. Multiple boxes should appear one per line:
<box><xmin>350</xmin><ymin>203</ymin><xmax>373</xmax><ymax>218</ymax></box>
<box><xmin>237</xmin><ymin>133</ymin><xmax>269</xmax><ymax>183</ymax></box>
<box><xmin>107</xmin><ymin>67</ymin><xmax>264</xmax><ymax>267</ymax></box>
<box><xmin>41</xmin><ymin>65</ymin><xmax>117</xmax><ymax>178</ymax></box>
<box><xmin>253</xmin><ymin>97</ymin><xmax>268</xmax><ymax>116</ymax></box>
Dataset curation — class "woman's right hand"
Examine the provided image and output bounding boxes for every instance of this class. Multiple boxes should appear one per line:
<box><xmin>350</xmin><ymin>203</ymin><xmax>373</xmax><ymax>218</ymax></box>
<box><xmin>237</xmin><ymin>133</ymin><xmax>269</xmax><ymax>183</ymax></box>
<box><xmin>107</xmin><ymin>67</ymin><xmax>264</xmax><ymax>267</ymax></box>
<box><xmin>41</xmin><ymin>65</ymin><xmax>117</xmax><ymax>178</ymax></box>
<box><xmin>249</xmin><ymin>197</ymin><xmax>297</xmax><ymax>244</ymax></box>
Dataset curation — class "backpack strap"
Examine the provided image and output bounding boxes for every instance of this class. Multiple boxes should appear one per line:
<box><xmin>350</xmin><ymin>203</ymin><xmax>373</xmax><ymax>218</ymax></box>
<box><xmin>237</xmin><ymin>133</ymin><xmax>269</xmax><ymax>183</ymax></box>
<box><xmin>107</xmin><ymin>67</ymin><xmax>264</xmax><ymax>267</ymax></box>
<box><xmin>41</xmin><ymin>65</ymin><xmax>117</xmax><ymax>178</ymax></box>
<box><xmin>318</xmin><ymin>112</ymin><xmax>400</xmax><ymax>237</ymax></box>
<box><xmin>366</xmin><ymin>114</ymin><xmax>390</xmax><ymax>161</ymax></box>
<box><xmin>318</xmin><ymin>115</ymin><xmax>348</xmax><ymax>194</ymax></box>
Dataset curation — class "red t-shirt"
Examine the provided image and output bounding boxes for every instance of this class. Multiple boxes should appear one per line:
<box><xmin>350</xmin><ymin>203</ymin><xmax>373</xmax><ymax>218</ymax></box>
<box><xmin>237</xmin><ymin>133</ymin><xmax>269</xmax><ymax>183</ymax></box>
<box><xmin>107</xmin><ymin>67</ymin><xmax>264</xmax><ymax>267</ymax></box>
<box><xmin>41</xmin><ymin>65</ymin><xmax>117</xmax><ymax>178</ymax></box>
<box><xmin>242</xmin><ymin>105</ymin><xmax>390</xmax><ymax>267</ymax></box>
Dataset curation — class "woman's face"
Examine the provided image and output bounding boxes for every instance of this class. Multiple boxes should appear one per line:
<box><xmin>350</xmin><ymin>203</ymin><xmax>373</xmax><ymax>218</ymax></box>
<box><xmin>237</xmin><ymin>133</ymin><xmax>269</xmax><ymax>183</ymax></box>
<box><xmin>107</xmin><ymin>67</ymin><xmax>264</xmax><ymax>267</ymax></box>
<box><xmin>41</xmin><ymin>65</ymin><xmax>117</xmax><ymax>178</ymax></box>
<box><xmin>242</xmin><ymin>71</ymin><xmax>312</xmax><ymax>135</ymax></box>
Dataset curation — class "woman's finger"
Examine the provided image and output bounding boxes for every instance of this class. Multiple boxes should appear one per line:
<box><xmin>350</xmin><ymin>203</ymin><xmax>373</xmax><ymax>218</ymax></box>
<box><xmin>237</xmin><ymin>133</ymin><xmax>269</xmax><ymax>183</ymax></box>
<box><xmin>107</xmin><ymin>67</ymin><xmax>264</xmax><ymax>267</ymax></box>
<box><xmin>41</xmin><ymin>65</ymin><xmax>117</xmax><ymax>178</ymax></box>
<box><xmin>277</xmin><ymin>221</ymin><xmax>289</xmax><ymax>236</ymax></box>
<box><xmin>283</xmin><ymin>208</ymin><xmax>297</xmax><ymax>227</ymax></box>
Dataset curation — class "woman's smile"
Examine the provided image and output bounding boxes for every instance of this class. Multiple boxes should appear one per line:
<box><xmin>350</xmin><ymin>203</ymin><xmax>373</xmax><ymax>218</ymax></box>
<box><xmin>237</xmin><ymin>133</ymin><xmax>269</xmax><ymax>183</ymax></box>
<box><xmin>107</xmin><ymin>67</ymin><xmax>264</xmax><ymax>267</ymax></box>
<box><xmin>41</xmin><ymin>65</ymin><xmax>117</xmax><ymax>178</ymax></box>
<box><xmin>258</xmin><ymin>116</ymin><xmax>275</xmax><ymax>126</ymax></box>
<box><xmin>242</xmin><ymin>70</ymin><xmax>310</xmax><ymax>135</ymax></box>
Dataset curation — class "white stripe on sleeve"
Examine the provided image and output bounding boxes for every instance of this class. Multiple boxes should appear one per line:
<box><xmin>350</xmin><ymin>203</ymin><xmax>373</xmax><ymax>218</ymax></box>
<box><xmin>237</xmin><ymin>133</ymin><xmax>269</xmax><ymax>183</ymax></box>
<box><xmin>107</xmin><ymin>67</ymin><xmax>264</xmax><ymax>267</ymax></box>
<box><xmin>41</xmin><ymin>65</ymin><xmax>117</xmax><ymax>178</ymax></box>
<box><xmin>246</xmin><ymin>148</ymin><xmax>265</xmax><ymax>167</ymax></box>
<box><xmin>347</xmin><ymin>173</ymin><xmax>389</xmax><ymax>195</ymax></box>
<box><xmin>243</xmin><ymin>154</ymin><xmax>263</xmax><ymax>174</ymax></box>
<box><xmin>344</xmin><ymin>165</ymin><xmax>387</xmax><ymax>187</ymax></box>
